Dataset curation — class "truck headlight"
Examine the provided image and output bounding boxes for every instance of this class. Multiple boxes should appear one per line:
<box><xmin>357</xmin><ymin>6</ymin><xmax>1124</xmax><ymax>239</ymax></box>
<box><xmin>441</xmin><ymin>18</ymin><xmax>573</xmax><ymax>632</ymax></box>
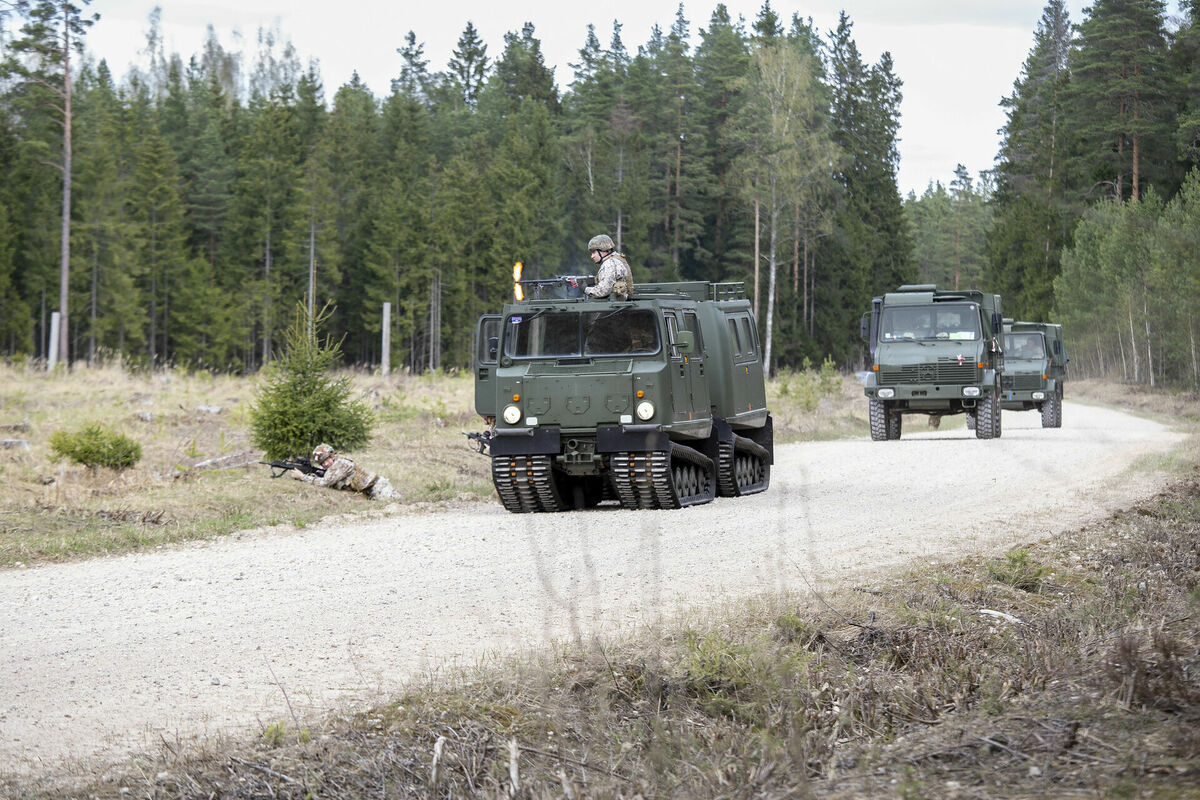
<box><xmin>877</xmin><ymin>388</ymin><xmax>895</xmax><ymax>398</ymax></box>
<box><xmin>502</xmin><ymin>405</ymin><xmax>522</xmax><ymax>424</ymax></box>
<box><xmin>635</xmin><ymin>400</ymin><xmax>655</xmax><ymax>420</ymax></box>
<box><xmin>962</xmin><ymin>386</ymin><xmax>981</xmax><ymax>397</ymax></box>
<box><xmin>1032</xmin><ymin>391</ymin><xmax>1045</xmax><ymax>400</ymax></box>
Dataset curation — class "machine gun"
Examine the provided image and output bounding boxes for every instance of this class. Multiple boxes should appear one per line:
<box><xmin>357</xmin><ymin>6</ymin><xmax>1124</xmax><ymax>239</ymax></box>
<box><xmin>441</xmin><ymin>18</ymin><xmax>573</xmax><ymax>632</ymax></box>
<box><xmin>463</xmin><ymin>430</ymin><xmax>492</xmax><ymax>455</ymax></box>
<box><xmin>516</xmin><ymin>275</ymin><xmax>596</xmax><ymax>300</ymax></box>
<box><xmin>260</xmin><ymin>457</ymin><xmax>326</xmax><ymax>479</ymax></box>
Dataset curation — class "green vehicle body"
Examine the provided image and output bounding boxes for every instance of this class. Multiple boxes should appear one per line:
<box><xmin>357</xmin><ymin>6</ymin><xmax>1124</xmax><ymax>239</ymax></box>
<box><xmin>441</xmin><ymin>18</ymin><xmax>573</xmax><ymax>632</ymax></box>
<box><xmin>860</xmin><ymin>284</ymin><xmax>1006</xmax><ymax>440</ymax></box>
<box><xmin>471</xmin><ymin>278</ymin><xmax>774</xmax><ymax>512</ymax></box>
<box><xmin>1000</xmin><ymin>320</ymin><xmax>1068</xmax><ymax>428</ymax></box>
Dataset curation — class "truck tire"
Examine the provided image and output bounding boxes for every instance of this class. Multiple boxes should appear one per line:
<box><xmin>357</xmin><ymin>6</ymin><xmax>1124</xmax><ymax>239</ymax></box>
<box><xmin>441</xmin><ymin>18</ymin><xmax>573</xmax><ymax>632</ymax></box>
<box><xmin>975</xmin><ymin>391</ymin><xmax>998</xmax><ymax>440</ymax></box>
<box><xmin>887</xmin><ymin>410</ymin><xmax>902</xmax><ymax>440</ymax></box>
<box><xmin>1040</xmin><ymin>395</ymin><xmax>1055</xmax><ymax>428</ymax></box>
<box><xmin>869</xmin><ymin>398</ymin><xmax>889</xmax><ymax>441</ymax></box>
<box><xmin>1053</xmin><ymin>387</ymin><xmax>1064</xmax><ymax>428</ymax></box>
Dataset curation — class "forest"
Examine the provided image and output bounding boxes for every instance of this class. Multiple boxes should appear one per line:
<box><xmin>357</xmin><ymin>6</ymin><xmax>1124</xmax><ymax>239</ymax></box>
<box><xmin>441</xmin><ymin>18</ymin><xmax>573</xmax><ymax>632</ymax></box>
<box><xmin>1</xmin><ymin>0</ymin><xmax>1198</xmax><ymax>388</ymax></box>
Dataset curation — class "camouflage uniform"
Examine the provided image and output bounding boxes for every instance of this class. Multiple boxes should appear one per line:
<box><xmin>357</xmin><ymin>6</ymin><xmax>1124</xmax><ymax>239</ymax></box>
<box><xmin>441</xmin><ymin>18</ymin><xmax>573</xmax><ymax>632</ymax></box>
<box><xmin>299</xmin><ymin>454</ymin><xmax>402</xmax><ymax>502</ymax></box>
<box><xmin>585</xmin><ymin>252</ymin><xmax>634</xmax><ymax>300</ymax></box>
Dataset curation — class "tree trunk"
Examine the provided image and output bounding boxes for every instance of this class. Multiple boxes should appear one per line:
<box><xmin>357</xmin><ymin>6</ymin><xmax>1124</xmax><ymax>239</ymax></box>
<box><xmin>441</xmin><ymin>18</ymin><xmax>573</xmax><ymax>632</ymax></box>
<box><xmin>765</xmin><ymin>191</ymin><xmax>778</xmax><ymax>376</ymax></box>
<box><xmin>753</xmin><ymin>186</ymin><xmax>760</xmax><ymax>319</ymax></box>
<box><xmin>58</xmin><ymin>5</ymin><xmax>73</xmax><ymax>367</ymax></box>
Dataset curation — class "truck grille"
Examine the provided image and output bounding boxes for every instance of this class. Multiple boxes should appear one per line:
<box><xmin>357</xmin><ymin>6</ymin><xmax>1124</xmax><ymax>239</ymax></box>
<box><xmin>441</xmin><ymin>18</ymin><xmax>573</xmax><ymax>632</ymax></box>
<box><xmin>1001</xmin><ymin>374</ymin><xmax>1044</xmax><ymax>390</ymax></box>
<box><xmin>879</xmin><ymin>359</ymin><xmax>978</xmax><ymax>385</ymax></box>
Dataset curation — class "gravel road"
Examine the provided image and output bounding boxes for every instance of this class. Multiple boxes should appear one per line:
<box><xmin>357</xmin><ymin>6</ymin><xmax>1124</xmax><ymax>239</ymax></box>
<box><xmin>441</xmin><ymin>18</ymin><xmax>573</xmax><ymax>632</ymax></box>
<box><xmin>0</xmin><ymin>401</ymin><xmax>1185</xmax><ymax>775</ymax></box>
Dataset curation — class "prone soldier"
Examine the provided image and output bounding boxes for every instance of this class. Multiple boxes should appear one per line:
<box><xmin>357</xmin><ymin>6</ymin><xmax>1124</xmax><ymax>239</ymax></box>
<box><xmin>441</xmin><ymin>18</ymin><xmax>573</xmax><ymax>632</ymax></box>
<box><xmin>291</xmin><ymin>443</ymin><xmax>402</xmax><ymax>502</ymax></box>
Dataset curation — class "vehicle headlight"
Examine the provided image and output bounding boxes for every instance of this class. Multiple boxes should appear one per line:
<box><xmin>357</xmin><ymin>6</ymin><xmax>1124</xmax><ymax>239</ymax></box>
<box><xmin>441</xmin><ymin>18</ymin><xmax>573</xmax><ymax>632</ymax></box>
<box><xmin>502</xmin><ymin>405</ymin><xmax>522</xmax><ymax>424</ymax></box>
<box><xmin>877</xmin><ymin>388</ymin><xmax>895</xmax><ymax>398</ymax></box>
<box><xmin>1032</xmin><ymin>391</ymin><xmax>1045</xmax><ymax>400</ymax></box>
<box><xmin>635</xmin><ymin>400</ymin><xmax>655</xmax><ymax>421</ymax></box>
<box><xmin>962</xmin><ymin>386</ymin><xmax>981</xmax><ymax>397</ymax></box>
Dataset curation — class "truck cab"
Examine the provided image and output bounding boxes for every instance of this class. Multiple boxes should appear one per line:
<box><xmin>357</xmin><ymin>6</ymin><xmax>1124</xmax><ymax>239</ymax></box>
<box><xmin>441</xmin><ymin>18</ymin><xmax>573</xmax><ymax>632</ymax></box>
<box><xmin>1001</xmin><ymin>320</ymin><xmax>1068</xmax><ymax>428</ymax></box>
<box><xmin>861</xmin><ymin>284</ymin><xmax>1005</xmax><ymax>440</ymax></box>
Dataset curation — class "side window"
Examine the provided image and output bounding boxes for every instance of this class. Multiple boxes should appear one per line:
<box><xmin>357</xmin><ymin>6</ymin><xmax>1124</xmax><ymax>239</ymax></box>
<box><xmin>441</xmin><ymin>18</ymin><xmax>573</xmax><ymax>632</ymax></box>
<box><xmin>683</xmin><ymin>311</ymin><xmax>703</xmax><ymax>354</ymax></box>
<box><xmin>727</xmin><ymin>318</ymin><xmax>742</xmax><ymax>357</ymax></box>
<box><xmin>665</xmin><ymin>314</ymin><xmax>681</xmax><ymax>358</ymax></box>
<box><xmin>477</xmin><ymin>316</ymin><xmax>500</xmax><ymax>364</ymax></box>
<box><xmin>740</xmin><ymin>318</ymin><xmax>757</xmax><ymax>359</ymax></box>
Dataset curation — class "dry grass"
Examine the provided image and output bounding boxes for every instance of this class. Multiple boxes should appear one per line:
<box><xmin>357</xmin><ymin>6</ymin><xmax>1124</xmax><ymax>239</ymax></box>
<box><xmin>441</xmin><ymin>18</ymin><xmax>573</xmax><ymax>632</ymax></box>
<box><xmin>0</xmin><ymin>360</ymin><xmax>493</xmax><ymax>567</ymax></box>
<box><xmin>0</xmin><ymin>360</ymin><xmax>863</xmax><ymax>568</ymax></box>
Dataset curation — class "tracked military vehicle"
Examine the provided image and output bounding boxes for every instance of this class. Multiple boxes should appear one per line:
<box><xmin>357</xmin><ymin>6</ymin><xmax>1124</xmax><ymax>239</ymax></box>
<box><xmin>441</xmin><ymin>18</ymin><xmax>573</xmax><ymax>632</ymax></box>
<box><xmin>470</xmin><ymin>275</ymin><xmax>773</xmax><ymax>512</ymax></box>
<box><xmin>861</xmin><ymin>284</ymin><xmax>1006</xmax><ymax>440</ymax></box>
<box><xmin>1001</xmin><ymin>320</ymin><xmax>1068</xmax><ymax>428</ymax></box>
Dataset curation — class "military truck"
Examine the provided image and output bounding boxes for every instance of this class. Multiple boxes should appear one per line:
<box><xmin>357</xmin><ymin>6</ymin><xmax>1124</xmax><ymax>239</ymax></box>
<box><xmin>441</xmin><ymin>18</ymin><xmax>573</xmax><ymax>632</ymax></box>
<box><xmin>1000</xmin><ymin>320</ymin><xmax>1068</xmax><ymax>428</ymax></box>
<box><xmin>860</xmin><ymin>284</ymin><xmax>1006</xmax><ymax>440</ymax></box>
<box><xmin>470</xmin><ymin>276</ymin><xmax>773</xmax><ymax>512</ymax></box>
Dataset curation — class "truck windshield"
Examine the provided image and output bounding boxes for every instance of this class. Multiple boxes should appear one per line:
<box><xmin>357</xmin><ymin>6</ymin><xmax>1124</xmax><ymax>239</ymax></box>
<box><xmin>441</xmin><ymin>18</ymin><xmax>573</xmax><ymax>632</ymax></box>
<box><xmin>879</xmin><ymin>303</ymin><xmax>980</xmax><ymax>343</ymax></box>
<box><xmin>505</xmin><ymin>309</ymin><xmax>660</xmax><ymax>358</ymax></box>
<box><xmin>1003</xmin><ymin>332</ymin><xmax>1046</xmax><ymax>359</ymax></box>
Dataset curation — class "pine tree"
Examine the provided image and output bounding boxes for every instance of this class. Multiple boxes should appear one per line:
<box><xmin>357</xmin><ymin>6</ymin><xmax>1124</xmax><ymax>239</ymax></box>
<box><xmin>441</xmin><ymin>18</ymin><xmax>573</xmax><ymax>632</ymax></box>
<box><xmin>2</xmin><ymin>0</ymin><xmax>99</xmax><ymax>363</ymax></box>
<box><xmin>1069</xmin><ymin>0</ymin><xmax>1173</xmax><ymax>201</ymax></box>
<box><xmin>987</xmin><ymin>0</ymin><xmax>1075</xmax><ymax>321</ymax></box>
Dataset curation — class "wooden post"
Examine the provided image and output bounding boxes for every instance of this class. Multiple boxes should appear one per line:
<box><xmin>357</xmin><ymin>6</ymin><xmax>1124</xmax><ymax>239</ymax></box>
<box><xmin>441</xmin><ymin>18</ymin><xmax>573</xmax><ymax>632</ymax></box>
<box><xmin>382</xmin><ymin>302</ymin><xmax>392</xmax><ymax>376</ymax></box>
<box><xmin>48</xmin><ymin>312</ymin><xmax>61</xmax><ymax>370</ymax></box>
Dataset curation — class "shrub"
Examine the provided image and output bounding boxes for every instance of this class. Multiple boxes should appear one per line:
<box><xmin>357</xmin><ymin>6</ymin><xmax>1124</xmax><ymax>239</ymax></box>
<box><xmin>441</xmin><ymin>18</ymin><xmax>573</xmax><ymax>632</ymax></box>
<box><xmin>49</xmin><ymin>424</ymin><xmax>142</xmax><ymax>470</ymax></box>
<box><xmin>250</xmin><ymin>303</ymin><xmax>373</xmax><ymax>461</ymax></box>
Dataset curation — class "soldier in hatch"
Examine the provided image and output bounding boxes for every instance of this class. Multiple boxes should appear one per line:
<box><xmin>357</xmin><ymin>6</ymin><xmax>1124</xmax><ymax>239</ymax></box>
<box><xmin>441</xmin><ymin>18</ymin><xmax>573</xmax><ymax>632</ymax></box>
<box><xmin>583</xmin><ymin>234</ymin><xmax>634</xmax><ymax>300</ymax></box>
<box><xmin>291</xmin><ymin>443</ymin><xmax>402</xmax><ymax>502</ymax></box>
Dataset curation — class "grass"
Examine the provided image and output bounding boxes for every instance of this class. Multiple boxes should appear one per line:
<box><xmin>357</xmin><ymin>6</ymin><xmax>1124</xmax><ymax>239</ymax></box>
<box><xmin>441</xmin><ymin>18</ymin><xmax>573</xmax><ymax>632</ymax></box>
<box><xmin>0</xmin><ymin>358</ymin><xmax>866</xmax><ymax>567</ymax></box>
<box><xmin>0</xmin><ymin>359</ymin><xmax>502</xmax><ymax>566</ymax></box>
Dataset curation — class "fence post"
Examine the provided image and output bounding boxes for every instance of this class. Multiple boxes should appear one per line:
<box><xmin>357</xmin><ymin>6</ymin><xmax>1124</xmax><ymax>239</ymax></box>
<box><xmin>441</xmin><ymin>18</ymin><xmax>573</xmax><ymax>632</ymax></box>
<box><xmin>48</xmin><ymin>312</ymin><xmax>61</xmax><ymax>370</ymax></box>
<box><xmin>381</xmin><ymin>302</ymin><xmax>391</xmax><ymax>376</ymax></box>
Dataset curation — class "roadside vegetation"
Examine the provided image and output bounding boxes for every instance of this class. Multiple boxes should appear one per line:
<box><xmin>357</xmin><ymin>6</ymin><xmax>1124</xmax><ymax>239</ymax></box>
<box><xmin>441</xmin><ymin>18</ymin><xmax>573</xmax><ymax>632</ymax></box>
<box><xmin>0</xmin><ymin>359</ymin><xmax>864</xmax><ymax>567</ymax></box>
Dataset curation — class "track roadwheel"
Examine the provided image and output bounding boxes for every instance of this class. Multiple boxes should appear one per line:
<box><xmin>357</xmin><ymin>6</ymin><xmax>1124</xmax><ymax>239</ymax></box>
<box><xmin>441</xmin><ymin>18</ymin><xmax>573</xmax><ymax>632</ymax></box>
<box><xmin>869</xmin><ymin>398</ymin><xmax>889</xmax><ymax>441</ymax></box>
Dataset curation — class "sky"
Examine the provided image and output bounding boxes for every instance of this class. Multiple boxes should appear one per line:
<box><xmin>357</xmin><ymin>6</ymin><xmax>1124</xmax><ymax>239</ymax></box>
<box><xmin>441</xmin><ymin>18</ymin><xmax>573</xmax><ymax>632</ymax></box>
<box><xmin>83</xmin><ymin>0</ymin><xmax>1104</xmax><ymax>197</ymax></box>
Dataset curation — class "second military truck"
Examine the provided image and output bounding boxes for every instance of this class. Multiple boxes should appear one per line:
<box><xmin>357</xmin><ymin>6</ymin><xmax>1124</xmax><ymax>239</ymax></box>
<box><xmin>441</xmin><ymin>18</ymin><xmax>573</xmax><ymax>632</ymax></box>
<box><xmin>1001</xmin><ymin>320</ymin><xmax>1068</xmax><ymax>428</ymax></box>
<box><xmin>471</xmin><ymin>277</ymin><xmax>773</xmax><ymax>512</ymax></box>
<box><xmin>861</xmin><ymin>284</ymin><xmax>1006</xmax><ymax>440</ymax></box>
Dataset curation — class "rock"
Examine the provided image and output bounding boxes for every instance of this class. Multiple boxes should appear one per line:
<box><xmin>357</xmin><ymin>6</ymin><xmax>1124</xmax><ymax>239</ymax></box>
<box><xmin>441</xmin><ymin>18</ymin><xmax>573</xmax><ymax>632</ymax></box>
<box><xmin>135</xmin><ymin>412</ymin><xmax>154</xmax><ymax>422</ymax></box>
<box><xmin>0</xmin><ymin>421</ymin><xmax>30</xmax><ymax>433</ymax></box>
<box><xmin>196</xmin><ymin>405</ymin><xmax>223</xmax><ymax>415</ymax></box>
<box><xmin>0</xmin><ymin>439</ymin><xmax>30</xmax><ymax>451</ymax></box>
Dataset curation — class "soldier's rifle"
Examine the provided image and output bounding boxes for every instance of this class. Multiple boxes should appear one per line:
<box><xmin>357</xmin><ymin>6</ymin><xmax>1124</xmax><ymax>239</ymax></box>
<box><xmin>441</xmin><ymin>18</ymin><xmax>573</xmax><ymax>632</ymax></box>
<box><xmin>260</xmin><ymin>457</ymin><xmax>326</xmax><ymax>479</ymax></box>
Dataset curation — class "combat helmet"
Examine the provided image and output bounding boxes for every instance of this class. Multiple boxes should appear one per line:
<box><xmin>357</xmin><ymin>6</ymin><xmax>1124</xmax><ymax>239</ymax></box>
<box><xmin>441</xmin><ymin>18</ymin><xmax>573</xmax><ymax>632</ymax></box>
<box><xmin>312</xmin><ymin>443</ymin><xmax>334</xmax><ymax>462</ymax></box>
<box><xmin>587</xmin><ymin>234</ymin><xmax>615</xmax><ymax>253</ymax></box>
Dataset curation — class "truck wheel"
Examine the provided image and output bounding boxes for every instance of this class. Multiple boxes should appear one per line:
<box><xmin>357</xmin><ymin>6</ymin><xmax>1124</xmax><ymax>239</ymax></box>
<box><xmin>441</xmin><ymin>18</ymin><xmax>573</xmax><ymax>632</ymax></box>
<box><xmin>975</xmin><ymin>392</ymin><xmax>998</xmax><ymax>440</ymax></box>
<box><xmin>992</xmin><ymin>394</ymin><xmax>1003</xmax><ymax>439</ymax></box>
<box><xmin>887</xmin><ymin>410</ymin><xmax>902</xmax><ymax>440</ymax></box>
<box><xmin>869</xmin><ymin>398</ymin><xmax>889</xmax><ymax>441</ymax></box>
<box><xmin>1053</xmin><ymin>387</ymin><xmax>1064</xmax><ymax>428</ymax></box>
<box><xmin>1040</xmin><ymin>396</ymin><xmax>1055</xmax><ymax>428</ymax></box>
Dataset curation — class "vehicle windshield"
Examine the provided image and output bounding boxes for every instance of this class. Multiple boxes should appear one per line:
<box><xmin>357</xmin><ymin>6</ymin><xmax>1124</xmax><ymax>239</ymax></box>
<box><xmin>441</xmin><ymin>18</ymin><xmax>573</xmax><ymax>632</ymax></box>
<box><xmin>1003</xmin><ymin>332</ymin><xmax>1046</xmax><ymax>359</ymax></box>
<box><xmin>879</xmin><ymin>303</ymin><xmax>980</xmax><ymax>343</ymax></box>
<box><xmin>504</xmin><ymin>308</ymin><xmax>660</xmax><ymax>358</ymax></box>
